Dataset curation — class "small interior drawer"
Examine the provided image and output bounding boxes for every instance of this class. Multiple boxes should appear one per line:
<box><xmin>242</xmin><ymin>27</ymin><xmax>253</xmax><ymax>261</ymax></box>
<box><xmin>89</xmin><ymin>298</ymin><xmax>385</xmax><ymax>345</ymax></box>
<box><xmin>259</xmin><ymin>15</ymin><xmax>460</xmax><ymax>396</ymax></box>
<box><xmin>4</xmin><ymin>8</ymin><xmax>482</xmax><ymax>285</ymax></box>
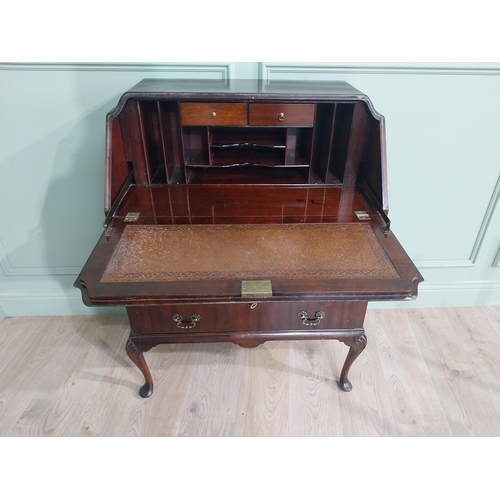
<box><xmin>180</xmin><ymin>103</ymin><xmax>247</xmax><ymax>126</ymax></box>
<box><xmin>249</xmin><ymin>103</ymin><xmax>315</xmax><ymax>127</ymax></box>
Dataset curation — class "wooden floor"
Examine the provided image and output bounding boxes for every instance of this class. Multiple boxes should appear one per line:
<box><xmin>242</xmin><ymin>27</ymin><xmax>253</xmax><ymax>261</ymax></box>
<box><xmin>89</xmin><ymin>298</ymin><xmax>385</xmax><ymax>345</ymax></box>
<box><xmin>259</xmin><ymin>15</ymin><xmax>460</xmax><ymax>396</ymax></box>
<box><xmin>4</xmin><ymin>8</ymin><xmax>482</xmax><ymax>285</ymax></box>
<box><xmin>1</xmin><ymin>306</ymin><xmax>500</xmax><ymax>437</ymax></box>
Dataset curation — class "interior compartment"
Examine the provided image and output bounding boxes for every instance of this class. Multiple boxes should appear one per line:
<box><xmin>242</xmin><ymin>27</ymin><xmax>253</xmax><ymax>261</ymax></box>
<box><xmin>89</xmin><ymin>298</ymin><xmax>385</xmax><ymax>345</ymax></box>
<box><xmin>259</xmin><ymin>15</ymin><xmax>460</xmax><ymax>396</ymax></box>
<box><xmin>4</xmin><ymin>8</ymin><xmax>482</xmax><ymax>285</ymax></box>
<box><xmin>110</xmin><ymin>97</ymin><xmax>378</xmax><ymax>193</ymax></box>
<box><xmin>286</xmin><ymin>128</ymin><xmax>313</xmax><ymax>166</ymax></box>
<box><xmin>187</xmin><ymin>166</ymin><xmax>310</xmax><ymax>184</ymax></box>
<box><xmin>210</xmin><ymin>128</ymin><xmax>286</xmax><ymax>148</ymax></box>
<box><xmin>182</xmin><ymin>127</ymin><xmax>209</xmax><ymax>166</ymax></box>
<box><xmin>210</xmin><ymin>128</ymin><xmax>287</xmax><ymax>167</ymax></box>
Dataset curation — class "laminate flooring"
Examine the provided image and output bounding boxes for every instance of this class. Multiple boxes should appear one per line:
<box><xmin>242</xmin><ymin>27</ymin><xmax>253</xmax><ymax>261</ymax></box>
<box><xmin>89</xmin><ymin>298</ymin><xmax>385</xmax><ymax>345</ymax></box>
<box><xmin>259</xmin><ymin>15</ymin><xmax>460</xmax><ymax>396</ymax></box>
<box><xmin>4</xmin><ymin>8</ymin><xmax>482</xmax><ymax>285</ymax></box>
<box><xmin>1</xmin><ymin>307</ymin><xmax>500</xmax><ymax>437</ymax></box>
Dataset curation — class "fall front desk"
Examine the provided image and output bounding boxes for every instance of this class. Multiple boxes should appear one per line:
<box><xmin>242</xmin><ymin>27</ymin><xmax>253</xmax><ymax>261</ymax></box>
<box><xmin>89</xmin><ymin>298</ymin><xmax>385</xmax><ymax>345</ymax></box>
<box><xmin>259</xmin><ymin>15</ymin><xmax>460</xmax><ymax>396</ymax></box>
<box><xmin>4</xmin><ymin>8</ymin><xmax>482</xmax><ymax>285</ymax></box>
<box><xmin>75</xmin><ymin>79</ymin><xmax>422</xmax><ymax>398</ymax></box>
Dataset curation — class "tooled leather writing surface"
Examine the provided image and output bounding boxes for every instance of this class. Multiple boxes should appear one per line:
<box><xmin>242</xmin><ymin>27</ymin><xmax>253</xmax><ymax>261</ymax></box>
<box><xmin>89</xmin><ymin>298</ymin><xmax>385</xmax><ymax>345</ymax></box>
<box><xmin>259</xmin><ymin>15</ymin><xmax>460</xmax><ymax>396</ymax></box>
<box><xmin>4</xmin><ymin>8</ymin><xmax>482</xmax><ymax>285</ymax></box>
<box><xmin>101</xmin><ymin>223</ymin><xmax>398</xmax><ymax>283</ymax></box>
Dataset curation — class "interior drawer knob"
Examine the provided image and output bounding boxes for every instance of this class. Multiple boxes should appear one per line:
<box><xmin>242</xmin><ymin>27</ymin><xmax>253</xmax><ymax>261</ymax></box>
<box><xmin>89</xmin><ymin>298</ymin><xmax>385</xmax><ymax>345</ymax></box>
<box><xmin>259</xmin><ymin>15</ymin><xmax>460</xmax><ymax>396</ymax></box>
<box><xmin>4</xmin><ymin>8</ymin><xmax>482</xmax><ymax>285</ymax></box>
<box><xmin>212</xmin><ymin>111</ymin><xmax>217</xmax><ymax>117</ymax></box>
<box><xmin>172</xmin><ymin>313</ymin><xmax>201</xmax><ymax>329</ymax></box>
<box><xmin>278</xmin><ymin>112</ymin><xmax>285</xmax><ymax>121</ymax></box>
<box><xmin>298</xmin><ymin>310</ymin><xmax>325</xmax><ymax>326</ymax></box>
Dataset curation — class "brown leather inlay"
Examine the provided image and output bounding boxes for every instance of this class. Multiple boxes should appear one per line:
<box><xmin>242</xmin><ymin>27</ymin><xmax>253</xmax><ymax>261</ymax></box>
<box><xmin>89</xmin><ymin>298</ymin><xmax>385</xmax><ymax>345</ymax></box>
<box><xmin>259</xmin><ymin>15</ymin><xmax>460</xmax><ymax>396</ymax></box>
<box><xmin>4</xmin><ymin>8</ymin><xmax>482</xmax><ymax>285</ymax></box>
<box><xmin>101</xmin><ymin>224</ymin><xmax>399</xmax><ymax>283</ymax></box>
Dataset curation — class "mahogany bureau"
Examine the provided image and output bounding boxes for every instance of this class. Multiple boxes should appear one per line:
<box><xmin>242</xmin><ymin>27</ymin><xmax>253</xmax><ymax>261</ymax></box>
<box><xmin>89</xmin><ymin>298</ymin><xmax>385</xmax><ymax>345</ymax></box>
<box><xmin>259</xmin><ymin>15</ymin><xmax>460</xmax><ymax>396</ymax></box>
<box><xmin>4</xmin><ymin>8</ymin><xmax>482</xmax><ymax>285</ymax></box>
<box><xmin>75</xmin><ymin>78</ymin><xmax>423</xmax><ymax>398</ymax></box>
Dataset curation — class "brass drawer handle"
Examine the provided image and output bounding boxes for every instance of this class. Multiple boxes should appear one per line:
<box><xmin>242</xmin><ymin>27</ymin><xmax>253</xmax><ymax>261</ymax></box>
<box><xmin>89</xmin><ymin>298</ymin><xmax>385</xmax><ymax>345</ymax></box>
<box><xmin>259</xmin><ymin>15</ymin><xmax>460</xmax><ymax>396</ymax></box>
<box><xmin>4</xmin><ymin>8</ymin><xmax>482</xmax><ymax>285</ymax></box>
<box><xmin>172</xmin><ymin>313</ymin><xmax>201</xmax><ymax>329</ymax></box>
<box><xmin>298</xmin><ymin>310</ymin><xmax>325</xmax><ymax>326</ymax></box>
<box><xmin>278</xmin><ymin>112</ymin><xmax>285</xmax><ymax>121</ymax></box>
<box><xmin>212</xmin><ymin>111</ymin><xmax>217</xmax><ymax>117</ymax></box>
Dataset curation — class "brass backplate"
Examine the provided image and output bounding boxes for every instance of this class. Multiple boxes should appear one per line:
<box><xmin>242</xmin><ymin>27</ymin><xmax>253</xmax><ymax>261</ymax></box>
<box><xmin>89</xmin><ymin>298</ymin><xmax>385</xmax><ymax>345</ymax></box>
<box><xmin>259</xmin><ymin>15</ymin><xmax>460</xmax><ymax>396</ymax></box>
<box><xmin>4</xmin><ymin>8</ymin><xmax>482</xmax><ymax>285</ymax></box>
<box><xmin>241</xmin><ymin>280</ymin><xmax>273</xmax><ymax>298</ymax></box>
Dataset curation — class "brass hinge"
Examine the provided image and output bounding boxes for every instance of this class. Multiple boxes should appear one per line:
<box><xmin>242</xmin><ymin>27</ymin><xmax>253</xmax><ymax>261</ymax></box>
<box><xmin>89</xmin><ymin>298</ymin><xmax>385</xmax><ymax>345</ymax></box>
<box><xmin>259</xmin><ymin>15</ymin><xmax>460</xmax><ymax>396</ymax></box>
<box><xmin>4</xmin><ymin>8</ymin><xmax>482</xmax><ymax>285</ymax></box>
<box><xmin>124</xmin><ymin>212</ymin><xmax>140</xmax><ymax>222</ymax></box>
<box><xmin>355</xmin><ymin>211</ymin><xmax>371</xmax><ymax>221</ymax></box>
<box><xmin>380</xmin><ymin>223</ymin><xmax>390</xmax><ymax>234</ymax></box>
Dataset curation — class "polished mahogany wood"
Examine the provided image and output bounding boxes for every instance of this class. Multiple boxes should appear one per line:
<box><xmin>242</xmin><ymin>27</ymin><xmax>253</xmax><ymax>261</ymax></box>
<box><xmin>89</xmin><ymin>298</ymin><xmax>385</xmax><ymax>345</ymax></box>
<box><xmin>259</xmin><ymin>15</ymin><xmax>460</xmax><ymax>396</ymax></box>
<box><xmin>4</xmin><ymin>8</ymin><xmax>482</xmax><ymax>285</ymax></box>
<box><xmin>126</xmin><ymin>301</ymin><xmax>368</xmax><ymax>393</ymax></box>
<box><xmin>126</xmin><ymin>301</ymin><xmax>368</xmax><ymax>335</ymax></box>
<box><xmin>180</xmin><ymin>102</ymin><xmax>247</xmax><ymax>126</ymax></box>
<box><xmin>125</xmin><ymin>338</ymin><xmax>154</xmax><ymax>398</ymax></box>
<box><xmin>248</xmin><ymin>103</ymin><xmax>316</xmax><ymax>127</ymax></box>
<box><xmin>75</xmin><ymin>78</ymin><xmax>423</xmax><ymax>398</ymax></box>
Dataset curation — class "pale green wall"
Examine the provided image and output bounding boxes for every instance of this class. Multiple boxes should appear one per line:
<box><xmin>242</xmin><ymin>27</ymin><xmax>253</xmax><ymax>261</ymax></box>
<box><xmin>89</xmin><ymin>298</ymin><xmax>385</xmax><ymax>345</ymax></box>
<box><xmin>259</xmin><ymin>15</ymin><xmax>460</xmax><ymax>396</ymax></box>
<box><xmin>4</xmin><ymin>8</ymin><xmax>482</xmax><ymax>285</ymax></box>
<box><xmin>1</xmin><ymin>62</ymin><xmax>499</xmax><ymax>317</ymax></box>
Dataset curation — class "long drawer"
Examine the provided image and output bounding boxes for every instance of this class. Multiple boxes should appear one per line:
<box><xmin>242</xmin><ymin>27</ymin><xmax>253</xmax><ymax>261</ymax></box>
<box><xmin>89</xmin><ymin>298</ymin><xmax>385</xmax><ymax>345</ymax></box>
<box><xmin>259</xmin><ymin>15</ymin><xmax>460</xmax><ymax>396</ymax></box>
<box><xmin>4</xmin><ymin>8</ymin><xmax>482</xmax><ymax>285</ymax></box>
<box><xmin>127</xmin><ymin>301</ymin><xmax>367</xmax><ymax>335</ymax></box>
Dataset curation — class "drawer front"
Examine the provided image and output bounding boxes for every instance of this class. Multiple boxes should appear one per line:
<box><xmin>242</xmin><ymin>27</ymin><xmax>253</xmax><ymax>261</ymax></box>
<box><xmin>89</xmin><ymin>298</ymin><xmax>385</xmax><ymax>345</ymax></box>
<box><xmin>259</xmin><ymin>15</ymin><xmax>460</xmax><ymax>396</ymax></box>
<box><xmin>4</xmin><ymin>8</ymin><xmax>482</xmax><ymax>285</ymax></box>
<box><xmin>180</xmin><ymin>103</ymin><xmax>247</xmax><ymax>126</ymax></box>
<box><xmin>249</xmin><ymin>103</ymin><xmax>315</xmax><ymax>127</ymax></box>
<box><xmin>128</xmin><ymin>301</ymin><xmax>366</xmax><ymax>335</ymax></box>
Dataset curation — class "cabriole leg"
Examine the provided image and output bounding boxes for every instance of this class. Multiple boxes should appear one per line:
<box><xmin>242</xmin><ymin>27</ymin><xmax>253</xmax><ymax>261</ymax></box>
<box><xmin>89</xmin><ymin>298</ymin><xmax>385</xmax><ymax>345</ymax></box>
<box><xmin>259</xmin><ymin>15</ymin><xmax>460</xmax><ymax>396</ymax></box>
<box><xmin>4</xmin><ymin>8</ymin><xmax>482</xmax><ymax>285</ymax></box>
<box><xmin>339</xmin><ymin>331</ymin><xmax>367</xmax><ymax>392</ymax></box>
<box><xmin>126</xmin><ymin>338</ymin><xmax>154</xmax><ymax>398</ymax></box>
